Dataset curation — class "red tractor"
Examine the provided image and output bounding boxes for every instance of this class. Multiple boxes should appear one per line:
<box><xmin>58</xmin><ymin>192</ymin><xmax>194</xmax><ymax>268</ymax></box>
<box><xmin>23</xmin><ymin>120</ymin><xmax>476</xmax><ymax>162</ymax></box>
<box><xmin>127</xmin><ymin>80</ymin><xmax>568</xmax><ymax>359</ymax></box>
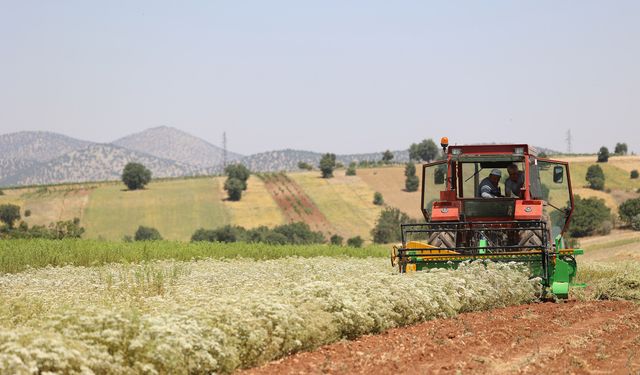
<box><xmin>392</xmin><ymin>138</ymin><xmax>583</xmax><ymax>298</ymax></box>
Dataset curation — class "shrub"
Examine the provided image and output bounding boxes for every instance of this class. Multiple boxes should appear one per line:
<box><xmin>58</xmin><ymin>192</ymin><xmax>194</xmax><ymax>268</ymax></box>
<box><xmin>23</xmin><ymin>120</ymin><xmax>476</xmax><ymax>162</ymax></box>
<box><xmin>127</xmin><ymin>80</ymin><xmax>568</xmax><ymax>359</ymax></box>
<box><xmin>405</xmin><ymin>162</ymin><xmax>419</xmax><ymax>192</ymax></box>
<box><xmin>597</xmin><ymin>146</ymin><xmax>609</xmax><ymax>162</ymax></box>
<box><xmin>373</xmin><ymin>192</ymin><xmax>384</xmax><ymax>206</ymax></box>
<box><xmin>224</xmin><ymin>178</ymin><xmax>245</xmax><ymax>201</ymax></box>
<box><xmin>569</xmin><ymin>196</ymin><xmax>611</xmax><ymax>237</ymax></box>
<box><xmin>409</xmin><ymin>139</ymin><xmax>439</xmax><ymax>162</ymax></box>
<box><xmin>297</xmin><ymin>161</ymin><xmax>313</xmax><ymax>171</ymax></box>
<box><xmin>330</xmin><ymin>234</ymin><xmax>343</xmax><ymax>246</ymax></box>
<box><xmin>49</xmin><ymin>218</ymin><xmax>85</xmax><ymax>239</ymax></box>
<box><xmin>0</xmin><ymin>204</ymin><xmax>21</xmax><ymax>228</ymax></box>
<box><xmin>345</xmin><ymin>162</ymin><xmax>356</xmax><ymax>176</ymax></box>
<box><xmin>0</xmin><ymin>189</ymin><xmax>4</xmax><ymax>195</ymax></box>
<box><xmin>24</xmin><ymin>209</ymin><xmax>31</xmax><ymax>217</ymax></box>
<box><xmin>346</xmin><ymin>236</ymin><xmax>364</xmax><ymax>248</ymax></box>
<box><xmin>272</xmin><ymin>222</ymin><xmax>325</xmax><ymax>244</ymax></box>
<box><xmin>614</xmin><ymin>142</ymin><xmax>628</xmax><ymax>155</ymax></box>
<box><xmin>631</xmin><ymin>170</ymin><xmax>639</xmax><ymax>179</ymax></box>
<box><xmin>371</xmin><ymin>207</ymin><xmax>413</xmax><ymax>243</ymax></box>
<box><xmin>619</xmin><ymin>198</ymin><xmax>640</xmax><ymax>225</ymax></box>
<box><xmin>122</xmin><ymin>162</ymin><xmax>152</xmax><ymax>190</ymax></box>
<box><xmin>632</xmin><ymin>215</ymin><xmax>640</xmax><ymax>231</ymax></box>
<box><xmin>319</xmin><ymin>153</ymin><xmax>336</xmax><ymax>178</ymax></box>
<box><xmin>585</xmin><ymin>164</ymin><xmax>605</xmax><ymax>190</ymax></box>
<box><xmin>134</xmin><ymin>226</ymin><xmax>163</xmax><ymax>241</ymax></box>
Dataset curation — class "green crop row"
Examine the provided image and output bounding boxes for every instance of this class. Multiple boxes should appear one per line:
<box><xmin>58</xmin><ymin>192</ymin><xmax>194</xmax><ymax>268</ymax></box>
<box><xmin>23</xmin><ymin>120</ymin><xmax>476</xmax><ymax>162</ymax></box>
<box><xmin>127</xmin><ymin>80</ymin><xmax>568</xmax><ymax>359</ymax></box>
<box><xmin>0</xmin><ymin>239</ymin><xmax>389</xmax><ymax>274</ymax></box>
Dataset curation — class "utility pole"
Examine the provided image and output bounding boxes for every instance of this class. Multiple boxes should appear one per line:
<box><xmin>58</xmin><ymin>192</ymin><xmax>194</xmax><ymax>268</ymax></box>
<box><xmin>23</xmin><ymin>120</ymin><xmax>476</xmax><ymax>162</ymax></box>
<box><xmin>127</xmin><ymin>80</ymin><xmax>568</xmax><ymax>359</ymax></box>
<box><xmin>222</xmin><ymin>131</ymin><xmax>228</xmax><ymax>168</ymax></box>
<box><xmin>565</xmin><ymin>129</ymin><xmax>572</xmax><ymax>154</ymax></box>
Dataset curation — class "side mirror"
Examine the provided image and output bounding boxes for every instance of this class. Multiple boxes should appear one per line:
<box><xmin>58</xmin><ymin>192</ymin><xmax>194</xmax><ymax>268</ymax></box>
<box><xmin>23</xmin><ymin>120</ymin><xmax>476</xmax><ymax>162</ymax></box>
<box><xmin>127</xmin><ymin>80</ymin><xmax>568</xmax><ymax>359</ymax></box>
<box><xmin>553</xmin><ymin>166</ymin><xmax>564</xmax><ymax>183</ymax></box>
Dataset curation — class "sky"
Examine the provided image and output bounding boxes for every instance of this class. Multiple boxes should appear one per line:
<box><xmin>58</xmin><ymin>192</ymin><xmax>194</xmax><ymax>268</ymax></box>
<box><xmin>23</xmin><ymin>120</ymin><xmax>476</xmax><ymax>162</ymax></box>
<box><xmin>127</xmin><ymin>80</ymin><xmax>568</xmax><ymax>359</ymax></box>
<box><xmin>1</xmin><ymin>1</ymin><xmax>639</xmax><ymax>155</ymax></box>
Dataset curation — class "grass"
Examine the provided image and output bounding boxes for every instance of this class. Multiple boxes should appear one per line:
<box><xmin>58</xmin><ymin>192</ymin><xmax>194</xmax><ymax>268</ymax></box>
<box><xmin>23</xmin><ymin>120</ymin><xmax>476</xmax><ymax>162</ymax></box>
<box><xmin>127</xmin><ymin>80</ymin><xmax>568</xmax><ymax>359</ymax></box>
<box><xmin>574</xmin><ymin>261</ymin><xmax>640</xmax><ymax>302</ymax></box>
<box><xmin>569</xmin><ymin>161</ymin><xmax>640</xmax><ymax>191</ymax></box>
<box><xmin>290</xmin><ymin>172</ymin><xmax>383</xmax><ymax>240</ymax></box>
<box><xmin>218</xmin><ymin>176</ymin><xmax>286</xmax><ymax>228</ymax></box>
<box><xmin>0</xmin><ymin>239</ymin><xmax>389</xmax><ymax>274</ymax></box>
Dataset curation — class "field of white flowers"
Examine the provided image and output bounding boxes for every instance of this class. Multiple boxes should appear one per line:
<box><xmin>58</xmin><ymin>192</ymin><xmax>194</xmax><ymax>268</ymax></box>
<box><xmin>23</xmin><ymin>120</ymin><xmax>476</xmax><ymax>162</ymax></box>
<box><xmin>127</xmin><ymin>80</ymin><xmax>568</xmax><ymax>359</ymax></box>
<box><xmin>0</xmin><ymin>257</ymin><xmax>538</xmax><ymax>374</ymax></box>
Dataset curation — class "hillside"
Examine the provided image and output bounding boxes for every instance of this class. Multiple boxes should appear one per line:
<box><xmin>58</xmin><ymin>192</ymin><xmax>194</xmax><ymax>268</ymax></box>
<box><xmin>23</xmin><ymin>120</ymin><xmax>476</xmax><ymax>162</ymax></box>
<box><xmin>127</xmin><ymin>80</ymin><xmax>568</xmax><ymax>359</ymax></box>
<box><xmin>113</xmin><ymin>126</ymin><xmax>242</xmax><ymax>168</ymax></box>
<box><xmin>241</xmin><ymin>149</ymin><xmax>410</xmax><ymax>172</ymax></box>
<box><xmin>0</xmin><ymin>144</ymin><xmax>209</xmax><ymax>186</ymax></box>
<box><xmin>0</xmin><ymin>158</ymin><xmax>38</xmax><ymax>181</ymax></box>
<box><xmin>0</xmin><ymin>131</ymin><xmax>92</xmax><ymax>161</ymax></box>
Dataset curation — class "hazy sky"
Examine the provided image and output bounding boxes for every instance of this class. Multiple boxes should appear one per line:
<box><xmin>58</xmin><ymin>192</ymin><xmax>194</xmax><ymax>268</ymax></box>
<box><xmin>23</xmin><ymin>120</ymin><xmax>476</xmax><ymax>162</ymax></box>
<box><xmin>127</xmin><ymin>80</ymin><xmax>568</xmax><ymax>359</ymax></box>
<box><xmin>1</xmin><ymin>1</ymin><xmax>639</xmax><ymax>155</ymax></box>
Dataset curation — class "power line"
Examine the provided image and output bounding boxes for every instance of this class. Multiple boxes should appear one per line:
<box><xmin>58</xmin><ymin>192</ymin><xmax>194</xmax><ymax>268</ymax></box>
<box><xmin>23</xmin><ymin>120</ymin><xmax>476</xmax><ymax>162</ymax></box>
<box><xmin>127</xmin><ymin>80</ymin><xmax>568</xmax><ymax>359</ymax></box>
<box><xmin>222</xmin><ymin>131</ymin><xmax>228</xmax><ymax>168</ymax></box>
<box><xmin>565</xmin><ymin>129</ymin><xmax>572</xmax><ymax>153</ymax></box>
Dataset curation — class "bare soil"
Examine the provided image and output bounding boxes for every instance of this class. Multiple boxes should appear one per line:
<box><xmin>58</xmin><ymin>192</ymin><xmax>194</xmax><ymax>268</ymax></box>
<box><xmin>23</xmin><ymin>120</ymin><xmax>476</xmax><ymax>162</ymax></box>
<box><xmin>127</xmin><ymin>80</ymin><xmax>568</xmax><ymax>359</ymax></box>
<box><xmin>241</xmin><ymin>301</ymin><xmax>640</xmax><ymax>374</ymax></box>
<box><xmin>261</xmin><ymin>173</ymin><xmax>334</xmax><ymax>234</ymax></box>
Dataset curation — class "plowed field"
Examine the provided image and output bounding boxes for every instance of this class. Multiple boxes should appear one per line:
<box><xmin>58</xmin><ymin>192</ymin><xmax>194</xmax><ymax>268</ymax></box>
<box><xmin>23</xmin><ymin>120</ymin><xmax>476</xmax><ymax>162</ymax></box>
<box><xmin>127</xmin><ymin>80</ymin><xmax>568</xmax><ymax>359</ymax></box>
<box><xmin>243</xmin><ymin>300</ymin><xmax>640</xmax><ymax>374</ymax></box>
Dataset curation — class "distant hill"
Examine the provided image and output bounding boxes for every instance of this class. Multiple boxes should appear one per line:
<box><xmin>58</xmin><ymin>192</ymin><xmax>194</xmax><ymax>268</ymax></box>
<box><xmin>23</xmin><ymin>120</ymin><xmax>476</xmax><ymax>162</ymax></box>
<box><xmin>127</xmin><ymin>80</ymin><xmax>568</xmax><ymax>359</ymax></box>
<box><xmin>240</xmin><ymin>149</ymin><xmax>410</xmax><ymax>172</ymax></box>
<box><xmin>0</xmin><ymin>158</ymin><xmax>39</xmax><ymax>181</ymax></box>
<box><xmin>0</xmin><ymin>131</ymin><xmax>92</xmax><ymax>162</ymax></box>
<box><xmin>113</xmin><ymin>126</ymin><xmax>242</xmax><ymax>168</ymax></box>
<box><xmin>0</xmin><ymin>144</ymin><xmax>209</xmax><ymax>186</ymax></box>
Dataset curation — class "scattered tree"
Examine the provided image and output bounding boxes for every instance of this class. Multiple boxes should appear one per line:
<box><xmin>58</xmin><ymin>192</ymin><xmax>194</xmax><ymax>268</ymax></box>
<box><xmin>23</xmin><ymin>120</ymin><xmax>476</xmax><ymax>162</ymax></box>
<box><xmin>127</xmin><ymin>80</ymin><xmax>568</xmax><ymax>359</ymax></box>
<box><xmin>373</xmin><ymin>192</ymin><xmax>384</xmax><ymax>206</ymax></box>
<box><xmin>134</xmin><ymin>225</ymin><xmax>162</xmax><ymax>241</ymax></box>
<box><xmin>404</xmin><ymin>162</ymin><xmax>419</xmax><ymax>192</ymax></box>
<box><xmin>0</xmin><ymin>204</ymin><xmax>21</xmax><ymax>228</ymax></box>
<box><xmin>330</xmin><ymin>234</ymin><xmax>343</xmax><ymax>246</ymax></box>
<box><xmin>346</xmin><ymin>236</ymin><xmax>364</xmax><ymax>248</ymax></box>
<box><xmin>319</xmin><ymin>153</ymin><xmax>337</xmax><ymax>178</ymax></box>
<box><xmin>0</xmin><ymin>190</ymin><xmax>4</xmax><ymax>196</ymax></box>
<box><xmin>371</xmin><ymin>207</ymin><xmax>413</xmax><ymax>243</ymax></box>
<box><xmin>631</xmin><ymin>170</ymin><xmax>639</xmax><ymax>179</ymax></box>
<box><xmin>632</xmin><ymin>214</ymin><xmax>640</xmax><ymax>231</ymax></box>
<box><xmin>597</xmin><ymin>146</ymin><xmax>609</xmax><ymax>163</ymax></box>
<box><xmin>569</xmin><ymin>196</ymin><xmax>611</xmax><ymax>237</ymax></box>
<box><xmin>619</xmin><ymin>198</ymin><xmax>640</xmax><ymax>226</ymax></box>
<box><xmin>585</xmin><ymin>164</ymin><xmax>605</xmax><ymax>190</ymax></box>
<box><xmin>224</xmin><ymin>178</ymin><xmax>245</xmax><ymax>201</ymax></box>
<box><xmin>409</xmin><ymin>139</ymin><xmax>439</xmax><ymax>162</ymax></box>
<box><xmin>382</xmin><ymin>150</ymin><xmax>394</xmax><ymax>164</ymax></box>
<box><xmin>614</xmin><ymin>142</ymin><xmax>628</xmax><ymax>155</ymax></box>
<box><xmin>225</xmin><ymin>164</ymin><xmax>250</xmax><ymax>190</ymax></box>
<box><xmin>345</xmin><ymin>162</ymin><xmax>357</xmax><ymax>176</ymax></box>
<box><xmin>297</xmin><ymin>161</ymin><xmax>313</xmax><ymax>171</ymax></box>
<box><xmin>24</xmin><ymin>209</ymin><xmax>31</xmax><ymax>217</ymax></box>
<box><xmin>122</xmin><ymin>162</ymin><xmax>152</xmax><ymax>190</ymax></box>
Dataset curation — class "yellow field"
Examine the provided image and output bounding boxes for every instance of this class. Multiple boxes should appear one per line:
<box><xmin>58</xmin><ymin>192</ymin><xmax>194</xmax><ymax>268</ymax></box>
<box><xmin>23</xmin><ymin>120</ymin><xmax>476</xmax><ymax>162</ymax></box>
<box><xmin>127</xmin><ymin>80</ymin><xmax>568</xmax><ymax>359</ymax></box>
<box><xmin>289</xmin><ymin>171</ymin><xmax>383</xmax><ymax>240</ymax></box>
<box><xmin>83</xmin><ymin>178</ymin><xmax>230</xmax><ymax>241</ymax></box>
<box><xmin>0</xmin><ymin>187</ymin><xmax>92</xmax><ymax>226</ymax></box>
<box><xmin>218</xmin><ymin>176</ymin><xmax>286</xmax><ymax>228</ymax></box>
<box><xmin>357</xmin><ymin>167</ymin><xmax>423</xmax><ymax>219</ymax></box>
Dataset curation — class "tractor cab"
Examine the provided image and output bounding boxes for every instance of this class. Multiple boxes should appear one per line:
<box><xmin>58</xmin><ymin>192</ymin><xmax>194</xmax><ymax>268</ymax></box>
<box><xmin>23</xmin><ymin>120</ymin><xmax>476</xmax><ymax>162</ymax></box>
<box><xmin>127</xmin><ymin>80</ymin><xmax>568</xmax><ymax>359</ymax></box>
<box><xmin>393</xmin><ymin>138</ymin><xmax>584</xmax><ymax>299</ymax></box>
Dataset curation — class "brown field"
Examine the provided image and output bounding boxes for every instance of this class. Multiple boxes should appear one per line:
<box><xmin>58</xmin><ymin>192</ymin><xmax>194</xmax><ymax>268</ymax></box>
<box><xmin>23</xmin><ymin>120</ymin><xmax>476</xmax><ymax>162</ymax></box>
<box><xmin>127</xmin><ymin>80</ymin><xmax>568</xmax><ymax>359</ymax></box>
<box><xmin>260</xmin><ymin>173</ymin><xmax>335</xmax><ymax>234</ymax></box>
<box><xmin>357</xmin><ymin>167</ymin><xmax>423</xmax><ymax>219</ymax></box>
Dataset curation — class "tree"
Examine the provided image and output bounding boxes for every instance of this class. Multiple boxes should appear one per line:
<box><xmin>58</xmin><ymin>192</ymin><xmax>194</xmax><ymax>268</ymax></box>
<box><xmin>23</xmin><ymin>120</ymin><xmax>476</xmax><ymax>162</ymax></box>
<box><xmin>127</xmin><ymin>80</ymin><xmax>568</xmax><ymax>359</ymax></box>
<box><xmin>614</xmin><ymin>142</ymin><xmax>628</xmax><ymax>155</ymax></box>
<box><xmin>224</xmin><ymin>178</ymin><xmax>245</xmax><ymax>201</ymax></box>
<box><xmin>272</xmin><ymin>222</ymin><xmax>325</xmax><ymax>244</ymax></box>
<box><xmin>371</xmin><ymin>207</ymin><xmax>413</xmax><ymax>243</ymax></box>
<box><xmin>0</xmin><ymin>204</ymin><xmax>21</xmax><ymax>228</ymax></box>
<box><xmin>225</xmin><ymin>164</ymin><xmax>250</xmax><ymax>190</ymax></box>
<box><xmin>631</xmin><ymin>170</ymin><xmax>639</xmax><ymax>179</ymax></box>
<box><xmin>373</xmin><ymin>192</ymin><xmax>384</xmax><ymax>205</ymax></box>
<box><xmin>597</xmin><ymin>146</ymin><xmax>609</xmax><ymax>163</ymax></box>
<box><xmin>405</xmin><ymin>162</ymin><xmax>419</xmax><ymax>192</ymax></box>
<box><xmin>297</xmin><ymin>161</ymin><xmax>313</xmax><ymax>171</ymax></box>
<box><xmin>319</xmin><ymin>153</ymin><xmax>337</xmax><ymax>178</ymax></box>
<box><xmin>619</xmin><ymin>198</ymin><xmax>640</xmax><ymax>225</ymax></box>
<box><xmin>538</xmin><ymin>152</ymin><xmax>548</xmax><ymax>158</ymax></box>
<box><xmin>330</xmin><ymin>234</ymin><xmax>343</xmax><ymax>246</ymax></box>
<box><xmin>409</xmin><ymin>139</ymin><xmax>439</xmax><ymax>162</ymax></box>
<box><xmin>345</xmin><ymin>162</ymin><xmax>357</xmax><ymax>176</ymax></box>
<box><xmin>585</xmin><ymin>164</ymin><xmax>605</xmax><ymax>190</ymax></box>
<box><xmin>122</xmin><ymin>162</ymin><xmax>152</xmax><ymax>190</ymax></box>
<box><xmin>346</xmin><ymin>236</ymin><xmax>364</xmax><ymax>248</ymax></box>
<box><xmin>134</xmin><ymin>226</ymin><xmax>163</xmax><ymax>241</ymax></box>
<box><xmin>382</xmin><ymin>150</ymin><xmax>394</xmax><ymax>164</ymax></box>
<box><xmin>569</xmin><ymin>196</ymin><xmax>611</xmax><ymax>237</ymax></box>
<box><xmin>0</xmin><ymin>189</ymin><xmax>4</xmax><ymax>196</ymax></box>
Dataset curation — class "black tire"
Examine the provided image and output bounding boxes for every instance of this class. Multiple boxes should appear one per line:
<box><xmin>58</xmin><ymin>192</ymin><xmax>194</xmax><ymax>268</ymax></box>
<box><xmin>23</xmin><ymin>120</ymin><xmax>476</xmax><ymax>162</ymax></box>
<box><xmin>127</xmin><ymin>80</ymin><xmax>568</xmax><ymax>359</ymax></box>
<box><xmin>428</xmin><ymin>231</ymin><xmax>456</xmax><ymax>249</ymax></box>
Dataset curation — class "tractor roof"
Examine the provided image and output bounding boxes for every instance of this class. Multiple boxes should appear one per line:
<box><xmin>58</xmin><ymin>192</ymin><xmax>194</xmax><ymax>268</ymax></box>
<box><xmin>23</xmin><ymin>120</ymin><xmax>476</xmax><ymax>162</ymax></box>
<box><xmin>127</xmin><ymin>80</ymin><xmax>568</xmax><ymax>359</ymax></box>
<box><xmin>447</xmin><ymin>144</ymin><xmax>536</xmax><ymax>156</ymax></box>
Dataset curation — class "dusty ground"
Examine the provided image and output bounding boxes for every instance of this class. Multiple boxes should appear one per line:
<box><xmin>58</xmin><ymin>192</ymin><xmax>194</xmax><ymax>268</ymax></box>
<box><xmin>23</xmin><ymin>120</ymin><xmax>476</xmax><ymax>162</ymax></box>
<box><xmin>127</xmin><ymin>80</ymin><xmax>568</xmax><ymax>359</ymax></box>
<box><xmin>241</xmin><ymin>301</ymin><xmax>640</xmax><ymax>375</ymax></box>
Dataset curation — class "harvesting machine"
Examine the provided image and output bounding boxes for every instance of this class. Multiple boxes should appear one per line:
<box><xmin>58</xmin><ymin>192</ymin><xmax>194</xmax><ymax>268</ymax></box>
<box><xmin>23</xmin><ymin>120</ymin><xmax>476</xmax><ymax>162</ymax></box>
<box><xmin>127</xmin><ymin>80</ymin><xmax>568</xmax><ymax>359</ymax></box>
<box><xmin>391</xmin><ymin>138</ymin><xmax>583</xmax><ymax>298</ymax></box>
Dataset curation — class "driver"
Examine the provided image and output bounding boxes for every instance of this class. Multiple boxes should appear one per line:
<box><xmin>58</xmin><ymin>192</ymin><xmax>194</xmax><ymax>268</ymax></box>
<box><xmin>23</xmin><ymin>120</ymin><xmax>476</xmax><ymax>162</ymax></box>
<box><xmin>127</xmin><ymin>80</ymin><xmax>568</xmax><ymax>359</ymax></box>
<box><xmin>505</xmin><ymin>164</ymin><xmax>524</xmax><ymax>198</ymax></box>
<box><xmin>478</xmin><ymin>169</ymin><xmax>503</xmax><ymax>198</ymax></box>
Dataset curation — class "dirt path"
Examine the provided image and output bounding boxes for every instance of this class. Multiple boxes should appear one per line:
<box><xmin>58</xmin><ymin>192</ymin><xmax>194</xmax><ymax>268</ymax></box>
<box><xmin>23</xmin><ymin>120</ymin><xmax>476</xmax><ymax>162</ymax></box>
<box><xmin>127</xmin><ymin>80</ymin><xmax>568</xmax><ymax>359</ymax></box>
<box><xmin>241</xmin><ymin>301</ymin><xmax>640</xmax><ymax>374</ymax></box>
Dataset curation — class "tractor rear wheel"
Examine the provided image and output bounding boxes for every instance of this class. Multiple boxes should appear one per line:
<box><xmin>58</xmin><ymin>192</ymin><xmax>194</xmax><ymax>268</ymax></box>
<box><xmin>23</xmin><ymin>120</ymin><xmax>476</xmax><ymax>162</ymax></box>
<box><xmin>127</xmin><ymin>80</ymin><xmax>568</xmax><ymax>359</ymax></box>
<box><xmin>428</xmin><ymin>230</ymin><xmax>456</xmax><ymax>249</ymax></box>
<box><xmin>518</xmin><ymin>215</ymin><xmax>552</xmax><ymax>249</ymax></box>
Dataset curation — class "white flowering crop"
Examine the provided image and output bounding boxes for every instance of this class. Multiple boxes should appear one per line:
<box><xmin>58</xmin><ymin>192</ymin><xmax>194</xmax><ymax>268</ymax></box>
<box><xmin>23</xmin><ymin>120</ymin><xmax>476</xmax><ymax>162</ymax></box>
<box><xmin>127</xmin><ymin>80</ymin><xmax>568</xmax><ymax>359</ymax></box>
<box><xmin>0</xmin><ymin>258</ymin><xmax>538</xmax><ymax>374</ymax></box>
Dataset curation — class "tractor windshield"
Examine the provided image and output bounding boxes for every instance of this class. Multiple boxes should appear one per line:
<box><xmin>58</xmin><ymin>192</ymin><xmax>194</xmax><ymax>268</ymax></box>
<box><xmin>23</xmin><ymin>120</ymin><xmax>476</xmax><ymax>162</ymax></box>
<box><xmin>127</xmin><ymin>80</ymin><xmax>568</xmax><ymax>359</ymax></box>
<box><xmin>457</xmin><ymin>159</ymin><xmax>525</xmax><ymax>198</ymax></box>
<box><xmin>530</xmin><ymin>158</ymin><xmax>572</xmax><ymax>238</ymax></box>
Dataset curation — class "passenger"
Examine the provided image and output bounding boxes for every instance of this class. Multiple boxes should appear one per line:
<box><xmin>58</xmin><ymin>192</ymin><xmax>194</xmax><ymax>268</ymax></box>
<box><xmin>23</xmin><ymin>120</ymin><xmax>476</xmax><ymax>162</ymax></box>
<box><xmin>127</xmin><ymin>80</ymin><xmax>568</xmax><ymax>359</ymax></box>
<box><xmin>505</xmin><ymin>164</ymin><xmax>525</xmax><ymax>198</ymax></box>
<box><xmin>478</xmin><ymin>169</ymin><xmax>503</xmax><ymax>198</ymax></box>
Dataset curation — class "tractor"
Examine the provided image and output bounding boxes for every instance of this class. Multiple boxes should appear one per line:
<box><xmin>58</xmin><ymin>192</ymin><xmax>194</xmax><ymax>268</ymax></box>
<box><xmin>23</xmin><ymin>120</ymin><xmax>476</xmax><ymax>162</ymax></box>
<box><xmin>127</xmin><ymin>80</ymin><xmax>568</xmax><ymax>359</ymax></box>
<box><xmin>391</xmin><ymin>138</ymin><xmax>583</xmax><ymax>298</ymax></box>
